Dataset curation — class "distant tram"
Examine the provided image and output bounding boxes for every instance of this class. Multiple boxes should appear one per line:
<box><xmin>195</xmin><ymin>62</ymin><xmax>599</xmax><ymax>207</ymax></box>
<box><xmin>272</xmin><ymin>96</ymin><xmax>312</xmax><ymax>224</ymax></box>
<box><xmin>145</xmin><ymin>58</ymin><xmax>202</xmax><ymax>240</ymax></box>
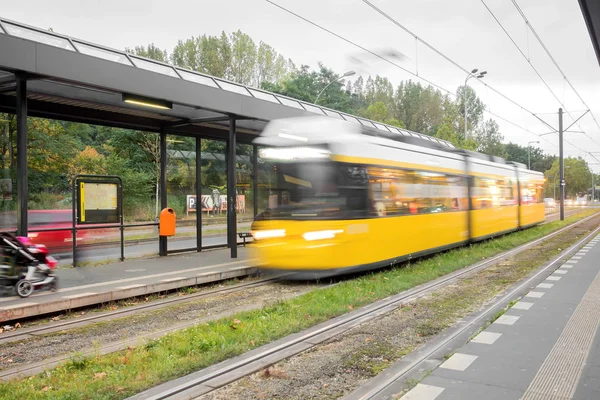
<box><xmin>250</xmin><ymin>116</ymin><xmax>545</xmax><ymax>278</ymax></box>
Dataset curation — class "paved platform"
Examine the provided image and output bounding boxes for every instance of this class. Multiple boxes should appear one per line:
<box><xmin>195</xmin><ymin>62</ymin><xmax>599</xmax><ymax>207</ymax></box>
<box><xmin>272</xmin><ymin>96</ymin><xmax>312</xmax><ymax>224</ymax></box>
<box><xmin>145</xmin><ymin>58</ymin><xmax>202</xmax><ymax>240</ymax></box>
<box><xmin>404</xmin><ymin>232</ymin><xmax>600</xmax><ymax>400</ymax></box>
<box><xmin>0</xmin><ymin>247</ymin><xmax>254</xmax><ymax>323</ymax></box>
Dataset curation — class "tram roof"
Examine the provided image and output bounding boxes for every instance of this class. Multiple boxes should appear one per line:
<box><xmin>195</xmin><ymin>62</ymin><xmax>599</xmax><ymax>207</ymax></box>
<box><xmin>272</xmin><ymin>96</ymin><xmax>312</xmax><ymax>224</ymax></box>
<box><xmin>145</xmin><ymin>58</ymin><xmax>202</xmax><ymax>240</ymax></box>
<box><xmin>0</xmin><ymin>17</ymin><xmax>454</xmax><ymax>147</ymax></box>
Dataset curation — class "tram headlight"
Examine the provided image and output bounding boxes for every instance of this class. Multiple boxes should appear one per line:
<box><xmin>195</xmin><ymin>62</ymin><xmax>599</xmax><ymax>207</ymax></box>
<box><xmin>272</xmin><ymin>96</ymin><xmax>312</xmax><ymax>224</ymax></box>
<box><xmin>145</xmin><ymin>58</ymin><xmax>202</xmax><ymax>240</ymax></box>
<box><xmin>302</xmin><ymin>229</ymin><xmax>343</xmax><ymax>241</ymax></box>
<box><xmin>251</xmin><ymin>229</ymin><xmax>286</xmax><ymax>240</ymax></box>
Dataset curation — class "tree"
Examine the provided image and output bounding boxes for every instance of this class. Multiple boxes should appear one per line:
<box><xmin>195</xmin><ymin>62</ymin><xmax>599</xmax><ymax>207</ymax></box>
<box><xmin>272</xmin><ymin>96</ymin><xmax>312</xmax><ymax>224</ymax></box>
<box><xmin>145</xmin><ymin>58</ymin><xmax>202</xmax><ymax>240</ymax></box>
<box><xmin>229</xmin><ymin>30</ymin><xmax>257</xmax><ymax>85</ymax></box>
<box><xmin>544</xmin><ymin>157</ymin><xmax>592</xmax><ymax>198</ymax></box>
<box><xmin>393</xmin><ymin>80</ymin><xmax>445</xmax><ymax>134</ymax></box>
<box><xmin>126</xmin><ymin>44</ymin><xmax>168</xmax><ymax>63</ymax></box>
<box><xmin>435</xmin><ymin>120</ymin><xmax>459</xmax><ymax>147</ymax></box>
<box><xmin>474</xmin><ymin>119</ymin><xmax>507</xmax><ymax>158</ymax></box>
<box><xmin>69</xmin><ymin>146</ymin><xmax>106</xmax><ymax>176</ymax></box>
<box><xmin>255</xmin><ymin>42</ymin><xmax>287</xmax><ymax>87</ymax></box>
<box><xmin>171</xmin><ymin>38</ymin><xmax>200</xmax><ymax>71</ymax></box>
<box><xmin>363</xmin><ymin>102</ymin><xmax>389</xmax><ymax>122</ymax></box>
<box><xmin>456</xmin><ymin>85</ymin><xmax>485</xmax><ymax>138</ymax></box>
<box><xmin>505</xmin><ymin>142</ymin><xmax>553</xmax><ymax>172</ymax></box>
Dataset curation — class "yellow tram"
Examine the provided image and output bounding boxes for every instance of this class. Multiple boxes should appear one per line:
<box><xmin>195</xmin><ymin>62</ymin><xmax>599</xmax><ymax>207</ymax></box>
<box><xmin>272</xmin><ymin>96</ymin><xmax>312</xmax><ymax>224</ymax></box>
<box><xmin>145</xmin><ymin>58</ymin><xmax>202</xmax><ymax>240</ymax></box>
<box><xmin>250</xmin><ymin>116</ymin><xmax>545</xmax><ymax>277</ymax></box>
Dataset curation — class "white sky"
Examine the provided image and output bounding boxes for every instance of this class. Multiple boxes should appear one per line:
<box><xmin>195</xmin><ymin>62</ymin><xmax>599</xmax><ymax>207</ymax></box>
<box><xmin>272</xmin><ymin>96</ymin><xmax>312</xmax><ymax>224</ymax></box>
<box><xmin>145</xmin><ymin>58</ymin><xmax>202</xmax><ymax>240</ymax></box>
<box><xmin>3</xmin><ymin>0</ymin><xmax>600</xmax><ymax>170</ymax></box>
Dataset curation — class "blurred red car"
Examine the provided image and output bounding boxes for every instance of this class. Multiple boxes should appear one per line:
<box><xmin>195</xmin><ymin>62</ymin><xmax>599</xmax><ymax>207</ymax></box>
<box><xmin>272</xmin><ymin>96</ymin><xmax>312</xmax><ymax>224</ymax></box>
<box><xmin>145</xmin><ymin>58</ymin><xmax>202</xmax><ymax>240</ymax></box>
<box><xmin>27</xmin><ymin>210</ymin><xmax>111</xmax><ymax>253</ymax></box>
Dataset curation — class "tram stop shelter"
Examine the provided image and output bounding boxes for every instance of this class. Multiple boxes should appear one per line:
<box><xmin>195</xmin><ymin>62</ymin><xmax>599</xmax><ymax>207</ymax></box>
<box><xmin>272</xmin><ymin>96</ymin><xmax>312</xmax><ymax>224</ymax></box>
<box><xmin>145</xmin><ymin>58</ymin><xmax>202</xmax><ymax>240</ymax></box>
<box><xmin>580</xmin><ymin>0</ymin><xmax>600</xmax><ymax>66</ymax></box>
<box><xmin>0</xmin><ymin>17</ymin><xmax>452</xmax><ymax>260</ymax></box>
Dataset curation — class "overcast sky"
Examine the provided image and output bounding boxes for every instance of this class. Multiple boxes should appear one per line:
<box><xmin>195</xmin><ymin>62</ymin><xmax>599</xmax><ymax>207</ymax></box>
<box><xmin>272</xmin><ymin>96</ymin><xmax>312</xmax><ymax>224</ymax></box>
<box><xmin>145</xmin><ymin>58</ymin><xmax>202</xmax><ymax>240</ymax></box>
<box><xmin>3</xmin><ymin>0</ymin><xmax>600</xmax><ymax>170</ymax></box>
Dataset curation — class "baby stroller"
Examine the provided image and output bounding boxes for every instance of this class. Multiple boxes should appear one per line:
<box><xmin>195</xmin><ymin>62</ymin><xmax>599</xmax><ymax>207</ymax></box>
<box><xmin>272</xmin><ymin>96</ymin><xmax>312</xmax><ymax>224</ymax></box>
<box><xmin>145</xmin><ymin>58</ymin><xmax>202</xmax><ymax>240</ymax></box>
<box><xmin>0</xmin><ymin>232</ymin><xmax>58</xmax><ymax>298</ymax></box>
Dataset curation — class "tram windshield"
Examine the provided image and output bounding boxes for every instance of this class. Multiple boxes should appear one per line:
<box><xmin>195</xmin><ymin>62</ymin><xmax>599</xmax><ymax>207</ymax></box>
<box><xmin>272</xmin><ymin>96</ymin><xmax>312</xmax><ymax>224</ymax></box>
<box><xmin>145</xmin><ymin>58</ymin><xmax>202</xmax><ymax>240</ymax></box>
<box><xmin>260</xmin><ymin>162</ymin><xmax>369</xmax><ymax>220</ymax></box>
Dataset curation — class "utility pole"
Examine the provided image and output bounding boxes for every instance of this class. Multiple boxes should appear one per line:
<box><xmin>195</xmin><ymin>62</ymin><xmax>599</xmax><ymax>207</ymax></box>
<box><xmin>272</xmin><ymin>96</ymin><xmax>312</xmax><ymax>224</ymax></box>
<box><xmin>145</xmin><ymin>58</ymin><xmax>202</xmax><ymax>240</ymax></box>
<box><xmin>559</xmin><ymin>108</ymin><xmax>565</xmax><ymax>221</ymax></box>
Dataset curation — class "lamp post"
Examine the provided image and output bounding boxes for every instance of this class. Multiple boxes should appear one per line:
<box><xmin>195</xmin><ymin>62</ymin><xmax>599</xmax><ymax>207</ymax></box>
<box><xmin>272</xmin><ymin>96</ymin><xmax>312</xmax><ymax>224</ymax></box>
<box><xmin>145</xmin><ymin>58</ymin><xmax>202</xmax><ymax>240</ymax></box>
<box><xmin>527</xmin><ymin>141</ymin><xmax>540</xmax><ymax>170</ymax></box>
<box><xmin>464</xmin><ymin>69</ymin><xmax>487</xmax><ymax>141</ymax></box>
<box><xmin>315</xmin><ymin>70</ymin><xmax>356</xmax><ymax>105</ymax></box>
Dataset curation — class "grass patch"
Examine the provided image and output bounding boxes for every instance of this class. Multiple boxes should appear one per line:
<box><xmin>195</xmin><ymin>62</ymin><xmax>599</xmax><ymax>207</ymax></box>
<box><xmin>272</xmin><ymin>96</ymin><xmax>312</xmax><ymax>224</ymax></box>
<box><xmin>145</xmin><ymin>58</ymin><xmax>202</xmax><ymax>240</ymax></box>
<box><xmin>1</xmin><ymin>210</ymin><xmax>597</xmax><ymax>400</ymax></box>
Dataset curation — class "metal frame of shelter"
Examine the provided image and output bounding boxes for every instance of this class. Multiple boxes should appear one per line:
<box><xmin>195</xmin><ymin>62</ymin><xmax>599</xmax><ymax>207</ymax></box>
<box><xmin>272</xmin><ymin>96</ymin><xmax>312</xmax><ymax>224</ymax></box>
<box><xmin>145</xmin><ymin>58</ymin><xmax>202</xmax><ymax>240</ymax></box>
<box><xmin>0</xmin><ymin>17</ymin><xmax>453</xmax><ymax>260</ymax></box>
<box><xmin>579</xmin><ymin>0</ymin><xmax>600</xmax><ymax>66</ymax></box>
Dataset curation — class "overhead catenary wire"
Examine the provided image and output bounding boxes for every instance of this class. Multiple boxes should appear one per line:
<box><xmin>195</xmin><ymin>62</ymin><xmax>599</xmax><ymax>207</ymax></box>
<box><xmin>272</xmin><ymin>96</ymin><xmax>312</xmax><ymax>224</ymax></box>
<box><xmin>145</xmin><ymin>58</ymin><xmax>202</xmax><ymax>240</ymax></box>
<box><xmin>362</xmin><ymin>0</ymin><xmax>597</xmax><ymax>161</ymax></box>
<box><xmin>266</xmin><ymin>0</ymin><xmax>553</xmax><ymax>147</ymax></box>
<box><xmin>360</xmin><ymin>0</ymin><xmax>558</xmax><ymax>137</ymax></box>
<box><xmin>265</xmin><ymin>0</ymin><xmax>453</xmax><ymax>96</ymax></box>
<box><xmin>511</xmin><ymin>0</ymin><xmax>600</xmax><ymax>138</ymax></box>
<box><xmin>480</xmin><ymin>0</ymin><xmax>600</xmax><ymax>158</ymax></box>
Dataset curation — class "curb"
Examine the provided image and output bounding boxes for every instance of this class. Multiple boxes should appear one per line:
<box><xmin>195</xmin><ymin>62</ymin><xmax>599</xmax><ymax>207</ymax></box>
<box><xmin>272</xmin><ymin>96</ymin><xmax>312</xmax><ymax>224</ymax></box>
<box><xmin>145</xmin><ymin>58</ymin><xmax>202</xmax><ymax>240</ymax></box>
<box><xmin>0</xmin><ymin>267</ymin><xmax>257</xmax><ymax>323</ymax></box>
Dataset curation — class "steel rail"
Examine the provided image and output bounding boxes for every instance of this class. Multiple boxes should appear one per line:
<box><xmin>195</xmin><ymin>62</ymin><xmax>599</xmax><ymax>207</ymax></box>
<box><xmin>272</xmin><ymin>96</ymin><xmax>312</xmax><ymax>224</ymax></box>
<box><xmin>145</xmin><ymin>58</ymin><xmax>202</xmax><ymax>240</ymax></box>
<box><xmin>0</xmin><ymin>275</ymin><xmax>283</xmax><ymax>346</ymax></box>
<box><xmin>131</xmin><ymin>212</ymin><xmax>600</xmax><ymax>400</ymax></box>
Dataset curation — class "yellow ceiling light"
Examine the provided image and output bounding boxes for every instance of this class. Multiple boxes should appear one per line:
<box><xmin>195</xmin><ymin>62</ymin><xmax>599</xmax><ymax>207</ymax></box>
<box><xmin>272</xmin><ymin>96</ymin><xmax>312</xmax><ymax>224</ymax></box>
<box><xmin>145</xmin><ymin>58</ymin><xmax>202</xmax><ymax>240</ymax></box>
<box><xmin>122</xmin><ymin>93</ymin><xmax>172</xmax><ymax>110</ymax></box>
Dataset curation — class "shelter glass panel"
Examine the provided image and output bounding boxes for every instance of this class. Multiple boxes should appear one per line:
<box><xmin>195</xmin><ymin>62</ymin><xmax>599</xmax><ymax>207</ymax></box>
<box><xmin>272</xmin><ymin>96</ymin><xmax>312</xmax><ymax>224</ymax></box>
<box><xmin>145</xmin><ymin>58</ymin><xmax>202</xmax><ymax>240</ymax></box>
<box><xmin>248</xmin><ymin>89</ymin><xmax>279</xmax><ymax>103</ymax></box>
<box><xmin>0</xmin><ymin>113</ymin><xmax>16</xmax><ymax>235</ymax></box>
<box><xmin>75</xmin><ymin>42</ymin><xmax>132</xmax><ymax>65</ymax></box>
<box><xmin>3</xmin><ymin>22</ymin><xmax>75</xmax><ymax>51</ymax></box>
<box><xmin>200</xmin><ymin>138</ymin><xmax>228</xmax><ymax>247</ymax></box>
<box><xmin>301</xmin><ymin>103</ymin><xmax>326</xmax><ymax>115</ymax></box>
<box><xmin>236</xmin><ymin>144</ymin><xmax>253</xmax><ymax>240</ymax></box>
<box><xmin>166</xmin><ymin>135</ymin><xmax>197</xmax><ymax>243</ymax></box>
<box><xmin>256</xmin><ymin>146</ymin><xmax>276</xmax><ymax>218</ymax></box>
<box><xmin>341</xmin><ymin>115</ymin><xmax>361</xmax><ymax>124</ymax></box>
<box><xmin>373</xmin><ymin>123</ymin><xmax>390</xmax><ymax>131</ymax></box>
<box><xmin>277</xmin><ymin>97</ymin><xmax>304</xmax><ymax>109</ymax></box>
<box><xmin>216</xmin><ymin>80</ymin><xmax>251</xmax><ymax>96</ymax></box>
<box><xmin>323</xmin><ymin>110</ymin><xmax>344</xmax><ymax>120</ymax></box>
<box><xmin>178</xmin><ymin>70</ymin><xmax>219</xmax><ymax>88</ymax></box>
<box><xmin>358</xmin><ymin>119</ymin><xmax>377</xmax><ymax>129</ymax></box>
<box><xmin>131</xmin><ymin>57</ymin><xmax>179</xmax><ymax>78</ymax></box>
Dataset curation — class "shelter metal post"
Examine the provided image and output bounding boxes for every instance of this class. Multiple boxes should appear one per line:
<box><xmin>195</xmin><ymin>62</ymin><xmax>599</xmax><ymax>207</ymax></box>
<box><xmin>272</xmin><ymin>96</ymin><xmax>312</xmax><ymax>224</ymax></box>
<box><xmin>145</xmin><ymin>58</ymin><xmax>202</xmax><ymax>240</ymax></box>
<box><xmin>196</xmin><ymin>137</ymin><xmax>202</xmax><ymax>251</ymax></box>
<box><xmin>227</xmin><ymin>117</ymin><xmax>237</xmax><ymax>258</ymax></box>
<box><xmin>159</xmin><ymin>129</ymin><xmax>168</xmax><ymax>256</ymax></box>
<box><xmin>559</xmin><ymin>108</ymin><xmax>565</xmax><ymax>221</ymax></box>
<box><xmin>253</xmin><ymin>144</ymin><xmax>258</xmax><ymax>218</ymax></box>
<box><xmin>16</xmin><ymin>77</ymin><xmax>27</xmax><ymax>237</ymax></box>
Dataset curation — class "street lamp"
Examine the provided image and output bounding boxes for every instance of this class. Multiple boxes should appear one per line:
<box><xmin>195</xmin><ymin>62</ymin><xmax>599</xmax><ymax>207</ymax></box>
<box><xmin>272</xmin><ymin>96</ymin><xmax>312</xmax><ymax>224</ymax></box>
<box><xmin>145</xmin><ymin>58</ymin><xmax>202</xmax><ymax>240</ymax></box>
<box><xmin>314</xmin><ymin>70</ymin><xmax>355</xmax><ymax>105</ymax></box>
<box><xmin>527</xmin><ymin>141</ymin><xmax>540</xmax><ymax>170</ymax></box>
<box><xmin>464</xmin><ymin>69</ymin><xmax>487</xmax><ymax>141</ymax></box>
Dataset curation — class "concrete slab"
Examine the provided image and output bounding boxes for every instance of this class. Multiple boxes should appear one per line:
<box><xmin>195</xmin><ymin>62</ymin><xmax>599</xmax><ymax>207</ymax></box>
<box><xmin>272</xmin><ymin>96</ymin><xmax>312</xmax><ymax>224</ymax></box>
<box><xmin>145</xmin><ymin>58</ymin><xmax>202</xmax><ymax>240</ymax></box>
<box><xmin>0</xmin><ymin>247</ymin><xmax>255</xmax><ymax>322</ymax></box>
<box><xmin>415</xmin><ymin>235</ymin><xmax>600</xmax><ymax>400</ymax></box>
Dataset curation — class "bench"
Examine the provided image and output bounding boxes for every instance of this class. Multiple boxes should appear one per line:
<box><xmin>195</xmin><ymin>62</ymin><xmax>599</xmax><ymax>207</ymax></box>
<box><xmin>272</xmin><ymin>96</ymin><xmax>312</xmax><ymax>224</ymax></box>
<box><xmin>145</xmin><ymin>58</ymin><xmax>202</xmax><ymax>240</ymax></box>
<box><xmin>238</xmin><ymin>232</ymin><xmax>252</xmax><ymax>246</ymax></box>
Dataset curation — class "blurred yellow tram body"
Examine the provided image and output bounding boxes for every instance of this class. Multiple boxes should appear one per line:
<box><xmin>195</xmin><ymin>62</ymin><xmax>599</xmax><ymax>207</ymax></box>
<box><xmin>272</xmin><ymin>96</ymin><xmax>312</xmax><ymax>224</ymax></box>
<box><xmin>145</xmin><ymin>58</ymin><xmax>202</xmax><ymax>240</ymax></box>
<box><xmin>250</xmin><ymin>116</ymin><xmax>545</xmax><ymax>277</ymax></box>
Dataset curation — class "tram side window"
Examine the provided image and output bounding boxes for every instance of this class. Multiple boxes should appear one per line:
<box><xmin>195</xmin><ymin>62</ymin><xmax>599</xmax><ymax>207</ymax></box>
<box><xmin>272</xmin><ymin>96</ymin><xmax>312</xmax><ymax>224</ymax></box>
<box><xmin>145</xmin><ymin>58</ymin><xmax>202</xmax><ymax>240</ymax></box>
<box><xmin>368</xmin><ymin>167</ymin><xmax>409</xmax><ymax>216</ymax></box>
<box><xmin>521</xmin><ymin>181</ymin><xmax>544</xmax><ymax>204</ymax></box>
<box><xmin>447</xmin><ymin>176</ymin><xmax>469</xmax><ymax>211</ymax></box>
<box><xmin>472</xmin><ymin>177</ymin><xmax>515</xmax><ymax>209</ymax></box>
<box><xmin>367</xmin><ymin>167</ymin><xmax>466</xmax><ymax>216</ymax></box>
<box><xmin>337</xmin><ymin>165</ymin><xmax>369</xmax><ymax>218</ymax></box>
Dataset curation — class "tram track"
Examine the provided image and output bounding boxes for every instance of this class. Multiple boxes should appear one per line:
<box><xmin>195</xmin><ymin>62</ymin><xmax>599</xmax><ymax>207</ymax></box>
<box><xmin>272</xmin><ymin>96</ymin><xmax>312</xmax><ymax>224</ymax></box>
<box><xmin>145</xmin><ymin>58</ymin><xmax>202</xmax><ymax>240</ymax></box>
<box><xmin>0</xmin><ymin>275</ymin><xmax>285</xmax><ymax>347</ymax></box>
<box><xmin>130</xmin><ymin>211</ymin><xmax>600</xmax><ymax>400</ymax></box>
<box><xmin>0</xmin><ymin>274</ymin><xmax>302</xmax><ymax>381</ymax></box>
<box><xmin>346</xmin><ymin>214</ymin><xmax>600</xmax><ymax>400</ymax></box>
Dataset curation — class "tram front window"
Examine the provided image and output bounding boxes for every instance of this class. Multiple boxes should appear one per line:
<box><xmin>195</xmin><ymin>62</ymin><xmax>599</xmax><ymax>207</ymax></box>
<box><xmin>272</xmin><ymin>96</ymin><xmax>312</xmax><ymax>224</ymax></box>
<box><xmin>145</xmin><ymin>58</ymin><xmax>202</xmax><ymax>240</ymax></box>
<box><xmin>261</xmin><ymin>162</ymin><xmax>368</xmax><ymax>220</ymax></box>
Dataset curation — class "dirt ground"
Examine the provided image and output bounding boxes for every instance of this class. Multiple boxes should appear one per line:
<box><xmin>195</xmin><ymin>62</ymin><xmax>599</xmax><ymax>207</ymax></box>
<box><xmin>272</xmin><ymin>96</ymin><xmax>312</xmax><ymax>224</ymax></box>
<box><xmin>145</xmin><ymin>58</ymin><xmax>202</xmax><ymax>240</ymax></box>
<box><xmin>200</xmin><ymin>216</ymin><xmax>600</xmax><ymax>400</ymax></box>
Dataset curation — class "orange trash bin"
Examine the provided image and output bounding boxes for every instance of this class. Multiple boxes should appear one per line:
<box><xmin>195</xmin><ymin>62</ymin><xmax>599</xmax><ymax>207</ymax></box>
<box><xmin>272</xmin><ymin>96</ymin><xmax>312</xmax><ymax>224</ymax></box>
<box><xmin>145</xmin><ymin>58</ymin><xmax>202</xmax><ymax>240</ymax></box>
<box><xmin>159</xmin><ymin>208</ymin><xmax>176</xmax><ymax>236</ymax></box>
